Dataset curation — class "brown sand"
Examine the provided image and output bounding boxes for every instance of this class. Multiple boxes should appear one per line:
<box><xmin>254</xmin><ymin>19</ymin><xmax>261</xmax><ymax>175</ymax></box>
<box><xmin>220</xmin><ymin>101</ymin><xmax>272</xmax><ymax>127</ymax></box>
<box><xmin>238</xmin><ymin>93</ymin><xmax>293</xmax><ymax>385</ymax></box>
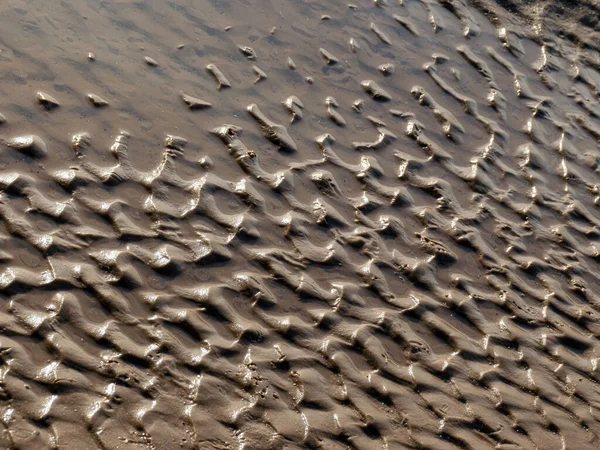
<box><xmin>0</xmin><ymin>0</ymin><xmax>599</xmax><ymax>448</ymax></box>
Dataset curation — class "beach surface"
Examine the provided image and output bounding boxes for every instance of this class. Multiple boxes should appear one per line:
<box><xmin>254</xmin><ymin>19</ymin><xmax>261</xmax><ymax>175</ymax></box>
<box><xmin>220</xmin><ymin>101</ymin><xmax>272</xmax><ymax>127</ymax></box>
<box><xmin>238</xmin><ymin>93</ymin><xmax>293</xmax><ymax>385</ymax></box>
<box><xmin>0</xmin><ymin>0</ymin><xmax>599</xmax><ymax>448</ymax></box>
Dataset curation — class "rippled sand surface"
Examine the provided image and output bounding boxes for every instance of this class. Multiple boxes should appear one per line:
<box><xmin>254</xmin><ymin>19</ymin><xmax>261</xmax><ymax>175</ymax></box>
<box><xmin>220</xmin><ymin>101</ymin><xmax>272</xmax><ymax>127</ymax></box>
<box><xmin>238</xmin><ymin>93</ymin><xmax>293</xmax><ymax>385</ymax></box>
<box><xmin>1</xmin><ymin>0</ymin><xmax>600</xmax><ymax>448</ymax></box>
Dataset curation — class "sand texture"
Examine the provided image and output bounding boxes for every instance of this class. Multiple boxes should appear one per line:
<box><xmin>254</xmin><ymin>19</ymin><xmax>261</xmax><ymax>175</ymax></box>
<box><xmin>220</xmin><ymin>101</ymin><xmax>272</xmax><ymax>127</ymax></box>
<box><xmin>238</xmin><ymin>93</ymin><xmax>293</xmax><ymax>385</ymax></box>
<box><xmin>0</xmin><ymin>0</ymin><xmax>599</xmax><ymax>448</ymax></box>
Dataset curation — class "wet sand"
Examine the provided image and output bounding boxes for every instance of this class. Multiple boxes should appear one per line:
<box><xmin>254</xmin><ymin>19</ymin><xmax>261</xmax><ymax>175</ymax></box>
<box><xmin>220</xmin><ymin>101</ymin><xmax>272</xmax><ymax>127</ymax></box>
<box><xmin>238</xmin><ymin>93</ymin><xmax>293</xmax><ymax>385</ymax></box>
<box><xmin>0</xmin><ymin>0</ymin><xmax>600</xmax><ymax>448</ymax></box>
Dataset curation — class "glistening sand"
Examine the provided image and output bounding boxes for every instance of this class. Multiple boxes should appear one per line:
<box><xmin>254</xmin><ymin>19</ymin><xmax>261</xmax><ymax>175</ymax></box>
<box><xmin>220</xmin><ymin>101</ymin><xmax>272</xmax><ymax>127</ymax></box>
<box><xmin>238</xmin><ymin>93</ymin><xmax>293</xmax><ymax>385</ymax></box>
<box><xmin>0</xmin><ymin>0</ymin><xmax>600</xmax><ymax>448</ymax></box>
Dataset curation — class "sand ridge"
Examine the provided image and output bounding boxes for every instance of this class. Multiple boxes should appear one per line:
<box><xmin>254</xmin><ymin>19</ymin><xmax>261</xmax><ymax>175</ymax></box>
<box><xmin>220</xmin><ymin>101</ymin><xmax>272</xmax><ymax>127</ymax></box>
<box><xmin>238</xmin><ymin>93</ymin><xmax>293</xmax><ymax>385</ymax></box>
<box><xmin>0</xmin><ymin>0</ymin><xmax>599</xmax><ymax>448</ymax></box>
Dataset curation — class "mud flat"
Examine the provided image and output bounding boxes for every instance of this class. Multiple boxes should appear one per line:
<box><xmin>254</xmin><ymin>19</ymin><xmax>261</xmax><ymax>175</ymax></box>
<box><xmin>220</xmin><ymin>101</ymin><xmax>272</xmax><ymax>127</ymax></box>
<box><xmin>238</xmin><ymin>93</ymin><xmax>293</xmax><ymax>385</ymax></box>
<box><xmin>0</xmin><ymin>0</ymin><xmax>600</xmax><ymax>448</ymax></box>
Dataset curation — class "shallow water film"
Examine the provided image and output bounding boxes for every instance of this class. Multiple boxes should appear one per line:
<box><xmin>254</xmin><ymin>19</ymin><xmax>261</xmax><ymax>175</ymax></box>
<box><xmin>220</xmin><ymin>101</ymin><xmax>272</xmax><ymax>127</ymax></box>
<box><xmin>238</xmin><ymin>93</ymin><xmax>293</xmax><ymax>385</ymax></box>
<box><xmin>1</xmin><ymin>0</ymin><xmax>600</xmax><ymax>448</ymax></box>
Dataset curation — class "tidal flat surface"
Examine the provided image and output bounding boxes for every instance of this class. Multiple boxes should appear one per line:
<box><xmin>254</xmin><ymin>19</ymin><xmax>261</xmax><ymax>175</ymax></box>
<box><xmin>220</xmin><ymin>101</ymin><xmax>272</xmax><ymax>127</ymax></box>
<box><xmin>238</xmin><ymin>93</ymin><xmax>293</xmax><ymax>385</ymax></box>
<box><xmin>0</xmin><ymin>0</ymin><xmax>600</xmax><ymax>448</ymax></box>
